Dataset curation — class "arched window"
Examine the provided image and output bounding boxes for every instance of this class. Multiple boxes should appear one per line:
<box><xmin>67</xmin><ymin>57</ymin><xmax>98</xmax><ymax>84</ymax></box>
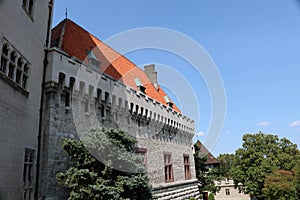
<box><xmin>2</xmin><ymin>43</ymin><xmax>9</xmax><ymax>56</ymax></box>
<box><xmin>28</xmin><ymin>0</ymin><xmax>34</xmax><ymax>15</ymax></box>
<box><xmin>22</xmin><ymin>74</ymin><xmax>28</xmax><ymax>89</ymax></box>
<box><xmin>1</xmin><ymin>44</ymin><xmax>9</xmax><ymax>73</ymax></box>
<box><xmin>17</xmin><ymin>58</ymin><xmax>23</xmax><ymax>68</ymax></box>
<box><xmin>22</xmin><ymin>0</ymin><xmax>28</xmax><ymax>8</ymax></box>
<box><xmin>10</xmin><ymin>51</ymin><xmax>16</xmax><ymax>63</ymax></box>
<box><xmin>23</xmin><ymin>63</ymin><xmax>29</xmax><ymax>74</ymax></box>
<box><xmin>1</xmin><ymin>41</ymin><xmax>30</xmax><ymax>91</ymax></box>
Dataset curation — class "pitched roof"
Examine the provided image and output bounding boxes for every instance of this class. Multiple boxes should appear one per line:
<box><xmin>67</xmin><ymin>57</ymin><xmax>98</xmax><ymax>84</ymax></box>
<box><xmin>196</xmin><ymin>140</ymin><xmax>220</xmax><ymax>165</ymax></box>
<box><xmin>51</xmin><ymin>19</ymin><xmax>180</xmax><ymax>112</ymax></box>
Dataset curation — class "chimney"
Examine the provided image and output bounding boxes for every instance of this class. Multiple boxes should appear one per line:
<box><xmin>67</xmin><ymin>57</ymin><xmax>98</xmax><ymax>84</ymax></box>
<box><xmin>144</xmin><ymin>64</ymin><xmax>158</xmax><ymax>90</ymax></box>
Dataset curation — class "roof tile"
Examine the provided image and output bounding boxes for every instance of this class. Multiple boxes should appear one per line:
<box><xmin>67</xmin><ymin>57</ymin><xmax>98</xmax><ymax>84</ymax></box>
<box><xmin>51</xmin><ymin>19</ymin><xmax>180</xmax><ymax>112</ymax></box>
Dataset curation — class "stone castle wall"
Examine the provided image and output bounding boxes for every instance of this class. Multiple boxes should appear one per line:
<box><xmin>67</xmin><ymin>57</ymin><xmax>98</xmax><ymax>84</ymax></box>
<box><xmin>40</xmin><ymin>48</ymin><xmax>198</xmax><ymax>199</ymax></box>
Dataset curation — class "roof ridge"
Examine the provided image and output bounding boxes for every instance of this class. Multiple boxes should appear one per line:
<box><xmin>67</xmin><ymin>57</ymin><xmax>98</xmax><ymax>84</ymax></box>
<box><xmin>51</xmin><ymin>18</ymin><xmax>181</xmax><ymax>113</ymax></box>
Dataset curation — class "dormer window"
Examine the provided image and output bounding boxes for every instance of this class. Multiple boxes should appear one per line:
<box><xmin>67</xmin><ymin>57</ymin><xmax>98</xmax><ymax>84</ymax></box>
<box><xmin>134</xmin><ymin>78</ymin><xmax>146</xmax><ymax>94</ymax></box>
<box><xmin>86</xmin><ymin>50</ymin><xmax>101</xmax><ymax>72</ymax></box>
<box><xmin>164</xmin><ymin>96</ymin><xmax>173</xmax><ymax>108</ymax></box>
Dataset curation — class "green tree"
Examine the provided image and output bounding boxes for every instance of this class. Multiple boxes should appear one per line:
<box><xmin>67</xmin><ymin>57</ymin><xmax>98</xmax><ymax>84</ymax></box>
<box><xmin>208</xmin><ymin>193</ymin><xmax>215</xmax><ymax>200</ymax></box>
<box><xmin>217</xmin><ymin>153</ymin><xmax>235</xmax><ymax>179</ymax></box>
<box><xmin>294</xmin><ymin>165</ymin><xmax>300</xmax><ymax>199</ymax></box>
<box><xmin>262</xmin><ymin>170</ymin><xmax>297</xmax><ymax>200</ymax></box>
<box><xmin>194</xmin><ymin>144</ymin><xmax>218</xmax><ymax>194</ymax></box>
<box><xmin>231</xmin><ymin>132</ymin><xmax>300</xmax><ymax>200</ymax></box>
<box><xmin>56</xmin><ymin>128</ymin><xmax>152</xmax><ymax>200</ymax></box>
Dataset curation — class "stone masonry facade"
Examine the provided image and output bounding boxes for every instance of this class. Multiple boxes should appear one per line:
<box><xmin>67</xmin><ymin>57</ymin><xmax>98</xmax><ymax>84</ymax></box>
<box><xmin>40</xmin><ymin>48</ymin><xmax>199</xmax><ymax>199</ymax></box>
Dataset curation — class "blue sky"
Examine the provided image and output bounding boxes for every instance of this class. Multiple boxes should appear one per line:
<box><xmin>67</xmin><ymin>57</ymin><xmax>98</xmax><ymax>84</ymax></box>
<box><xmin>53</xmin><ymin>1</ymin><xmax>300</xmax><ymax>156</ymax></box>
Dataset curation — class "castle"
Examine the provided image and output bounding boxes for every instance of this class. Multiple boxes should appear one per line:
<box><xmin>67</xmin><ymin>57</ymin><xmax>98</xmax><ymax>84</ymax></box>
<box><xmin>0</xmin><ymin>1</ymin><xmax>199</xmax><ymax>199</ymax></box>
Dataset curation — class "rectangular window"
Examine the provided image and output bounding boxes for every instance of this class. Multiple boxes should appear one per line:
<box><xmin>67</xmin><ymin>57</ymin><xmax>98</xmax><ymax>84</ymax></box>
<box><xmin>23</xmin><ymin>148</ymin><xmax>35</xmax><ymax>200</ymax></box>
<box><xmin>164</xmin><ymin>153</ymin><xmax>173</xmax><ymax>183</ymax></box>
<box><xmin>184</xmin><ymin>154</ymin><xmax>191</xmax><ymax>180</ymax></box>
<box><xmin>8</xmin><ymin>63</ymin><xmax>15</xmax><ymax>79</ymax></box>
<box><xmin>16</xmin><ymin>69</ymin><xmax>22</xmax><ymax>84</ymax></box>
<box><xmin>22</xmin><ymin>75</ymin><xmax>28</xmax><ymax>89</ymax></box>
<box><xmin>1</xmin><ymin>41</ymin><xmax>30</xmax><ymax>92</ymax></box>
<box><xmin>0</xmin><ymin>55</ymin><xmax>7</xmax><ymax>73</ymax></box>
<box><xmin>23</xmin><ymin>0</ymin><xmax>34</xmax><ymax>18</ymax></box>
<box><xmin>84</xmin><ymin>100</ymin><xmax>89</xmax><ymax>113</ymax></box>
<box><xmin>65</xmin><ymin>91</ymin><xmax>70</xmax><ymax>107</ymax></box>
<box><xmin>226</xmin><ymin>189</ymin><xmax>230</xmax><ymax>195</ymax></box>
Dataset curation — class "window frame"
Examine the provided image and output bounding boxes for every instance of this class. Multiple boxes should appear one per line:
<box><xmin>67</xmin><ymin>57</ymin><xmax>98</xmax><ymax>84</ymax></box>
<box><xmin>0</xmin><ymin>40</ymin><xmax>30</xmax><ymax>96</ymax></box>
<box><xmin>225</xmin><ymin>189</ymin><xmax>230</xmax><ymax>195</ymax></box>
<box><xmin>164</xmin><ymin>152</ymin><xmax>174</xmax><ymax>183</ymax></box>
<box><xmin>183</xmin><ymin>154</ymin><xmax>191</xmax><ymax>180</ymax></box>
<box><xmin>22</xmin><ymin>0</ymin><xmax>34</xmax><ymax>20</ymax></box>
<box><xmin>23</xmin><ymin>148</ymin><xmax>35</xmax><ymax>200</ymax></box>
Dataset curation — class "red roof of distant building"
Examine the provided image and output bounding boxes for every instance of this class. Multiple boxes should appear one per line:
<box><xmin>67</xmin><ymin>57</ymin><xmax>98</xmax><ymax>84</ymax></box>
<box><xmin>51</xmin><ymin>19</ymin><xmax>180</xmax><ymax>112</ymax></box>
<box><xmin>196</xmin><ymin>140</ymin><xmax>220</xmax><ymax>165</ymax></box>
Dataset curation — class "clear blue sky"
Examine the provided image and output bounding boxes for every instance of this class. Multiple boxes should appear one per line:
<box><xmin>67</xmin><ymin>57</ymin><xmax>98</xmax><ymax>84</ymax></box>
<box><xmin>52</xmin><ymin>0</ymin><xmax>300</xmax><ymax>156</ymax></box>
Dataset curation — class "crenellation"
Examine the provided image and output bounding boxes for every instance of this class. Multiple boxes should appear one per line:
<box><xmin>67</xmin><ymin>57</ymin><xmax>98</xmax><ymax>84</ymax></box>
<box><xmin>40</xmin><ymin>46</ymin><xmax>198</xmax><ymax>199</ymax></box>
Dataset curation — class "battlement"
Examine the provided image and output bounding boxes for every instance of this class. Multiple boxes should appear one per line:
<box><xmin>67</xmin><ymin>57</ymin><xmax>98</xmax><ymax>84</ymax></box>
<box><xmin>45</xmin><ymin>48</ymin><xmax>195</xmax><ymax>141</ymax></box>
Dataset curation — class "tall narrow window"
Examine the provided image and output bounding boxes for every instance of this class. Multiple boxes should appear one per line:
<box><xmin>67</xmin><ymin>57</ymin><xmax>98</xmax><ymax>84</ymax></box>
<box><xmin>8</xmin><ymin>51</ymin><xmax>16</xmax><ymax>79</ymax></box>
<box><xmin>23</xmin><ymin>148</ymin><xmax>35</xmax><ymax>200</ymax></box>
<box><xmin>65</xmin><ymin>91</ymin><xmax>70</xmax><ymax>108</ymax></box>
<box><xmin>23</xmin><ymin>0</ymin><xmax>34</xmax><ymax>18</ymax></box>
<box><xmin>1</xmin><ymin>44</ymin><xmax>9</xmax><ymax>73</ymax></box>
<box><xmin>84</xmin><ymin>100</ymin><xmax>89</xmax><ymax>113</ymax></box>
<box><xmin>16</xmin><ymin>69</ymin><xmax>22</xmax><ymax>84</ymax></box>
<box><xmin>225</xmin><ymin>189</ymin><xmax>230</xmax><ymax>195</ymax></box>
<box><xmin>10</xmin><ymin>51</ymin><xmax>16</xmax><ymax>63</ymax></box>
<box><xmin>164</xmin><ymin>153</ymin><xmax>173</xmax><ymax>183</ymax></box>
<box><xmin>22</xmin><ymin>64</ymin><xmax>29</xmax><ymax>89</ymax></box>
<box><xmin>28</xmin><ymin>0</ymin><xmax>34</xmax><ymax>15</ymax></box>
<box><xmin>8</xmin><ymin>63</ymin><xmax>15</xmax><ymax>79</ymax></box>
<box><xmin>23</xmin><ymin>148</ymin><xmax>34</xmax><ymax>184</ymax></box>
<box><xmin>184</xmin><ymin>154</ymin><xmax>191</xmax><ymax>180</ymax></box>
<box><xmin>22</xmin><ymin>0</ymin><xmax>28</xmax><ymax>8</ymax></box>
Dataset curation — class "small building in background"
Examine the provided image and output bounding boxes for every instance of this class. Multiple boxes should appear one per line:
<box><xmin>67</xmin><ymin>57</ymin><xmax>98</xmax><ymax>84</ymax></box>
<box><xmin>214</xmin><ymin>179</ymin><xmax>250</xmax><ymax>200</ymax></box>
<box><xmin>195</xmin><ymin>140</ymin><xmax>220</xmax><ymax>169</ymax></box>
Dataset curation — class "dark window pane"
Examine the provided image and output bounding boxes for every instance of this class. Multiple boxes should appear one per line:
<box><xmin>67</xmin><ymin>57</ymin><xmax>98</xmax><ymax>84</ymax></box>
<box><xmin>16</xmin><ymin>70</ymin><xmax>22</xmax><ymax>84</ymax></box>
<box><xmin>22</xmin><ymin>75</ymin><xmax>28</xmax><ymax>88</ymax></box>
<box><xmin>2</xmin><ymin>44</ymin><xmax>9</xmax><ymax>56</ymax></box>
<box><xmin>8</xmin><ymin>63</ymin><xmax>14</xmax><ymax>78</ymax></box>
<box><xmin>10</xmin><ymin>51</ymin><xmax>16</xmax><ymax>63</ymax></box>
<box><xmin>17</xmin><ymin>58</ymin><xmax>23</xmax><ymax>68</ymax></box>
<box><xmin>0</xmin><ymin>56</ymin><xmax>7</xmax><ymax>73</ymax></box>
<box><xmin>28</xmin><ymin>0</ymin><xmax>33</xmax><ymax>15</ymax></box>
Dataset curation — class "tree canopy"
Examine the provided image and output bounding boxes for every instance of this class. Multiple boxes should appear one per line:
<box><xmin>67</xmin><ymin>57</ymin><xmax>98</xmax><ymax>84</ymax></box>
<box><xmin>217</xmin><ymin>153</ymin><xmax>235</xmax><ymax>179</ymax></box>
<box><xmin>193</xmin><ymin>143</ymin><xmax>218</xmax><ymax>195</ymax></box>
<box><xmin>56</xmin><ymin>128</ymin><xmax>152</xmax><ymax>200</ymax></box>
<box><xmin>230</xmin><ymin>132</ymin><xmax>300</xmax><ymax>200</ymax></box>
<box><xmin>262</xmin><ymin>170</ymin><xmax>297</xmax><ymax>200</ymax></box>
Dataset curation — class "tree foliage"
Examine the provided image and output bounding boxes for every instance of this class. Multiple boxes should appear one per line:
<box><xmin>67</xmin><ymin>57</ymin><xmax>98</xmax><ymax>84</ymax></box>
<box><xmin>193</xmin><ymin>144</ymin><xmax>218</xmax><ymax>194</ymax></box>
<box><xmin>208</xmin><ymin>192</ymin><xmax>215</xmax><ymax>200</ymax></box>
<box><xmin>231</xmin><ymin>132</ymin><xmax>300</xmax><ymax>200</ymax></box>
<box><xmin>294</xmin><ymin>165</ymin><xmax>300</xmax><ymax>199</ymax></box>
<box><xmin>262</xmin><ymin>170</ymin><xmax>297</xmax><ymax>200</ymax></box>
<box><xmin>56</xmin><ymin>128</ymin><xmax>152</xmax><ymax>200</ymax></box>
<box><xmin>217</xmin><ymin>153</ymin><xmax>235</xmax><ymax>179</ymax></box>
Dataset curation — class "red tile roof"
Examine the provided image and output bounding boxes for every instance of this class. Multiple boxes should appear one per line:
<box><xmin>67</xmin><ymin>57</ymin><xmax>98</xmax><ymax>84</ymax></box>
<box><xmin>196</xmin><ymin>140</ymin><xmax>220</xmax><ymax>165</ymax></box>
<box><xmin>51</xmin><ymin>19</ymin><xmax>180</xmax><ymax>112</ymax></box>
